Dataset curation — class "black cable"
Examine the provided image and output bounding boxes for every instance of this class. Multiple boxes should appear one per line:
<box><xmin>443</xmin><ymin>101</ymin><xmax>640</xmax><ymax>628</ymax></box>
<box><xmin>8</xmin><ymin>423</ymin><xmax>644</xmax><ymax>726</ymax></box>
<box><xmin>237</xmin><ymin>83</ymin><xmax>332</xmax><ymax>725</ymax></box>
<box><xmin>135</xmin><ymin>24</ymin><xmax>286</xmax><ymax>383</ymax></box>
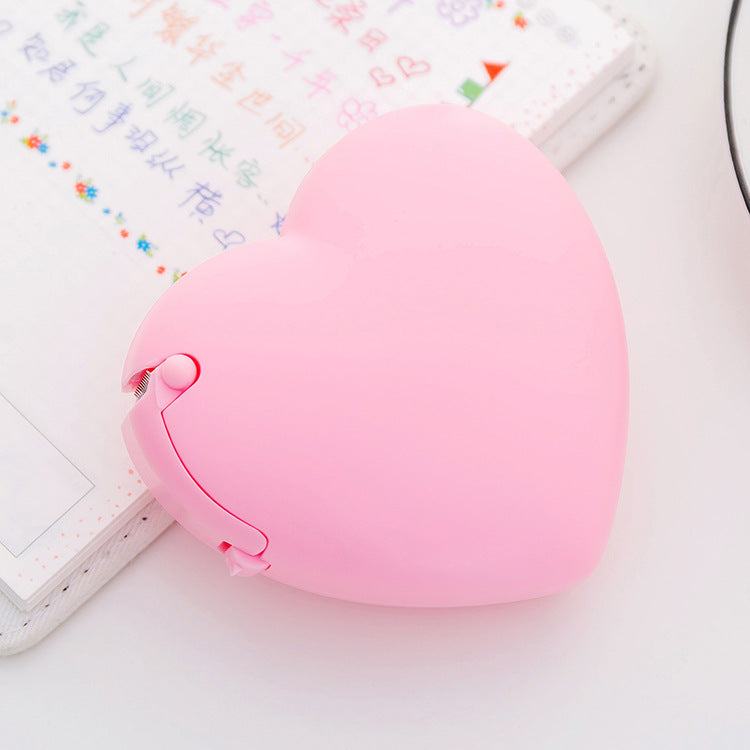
<box><xmin>725</xmin><ymin>0</ymin><xmax>750</xmax><ymax>214</ymax></box>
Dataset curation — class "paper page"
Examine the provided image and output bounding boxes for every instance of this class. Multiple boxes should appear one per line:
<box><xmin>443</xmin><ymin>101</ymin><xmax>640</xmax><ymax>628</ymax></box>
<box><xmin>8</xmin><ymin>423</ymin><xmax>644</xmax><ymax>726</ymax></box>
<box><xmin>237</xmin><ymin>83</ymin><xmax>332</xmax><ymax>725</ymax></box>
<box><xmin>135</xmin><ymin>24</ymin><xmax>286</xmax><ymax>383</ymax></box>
<box><xmin>0</xmin><ymin>0</ymin><xmax>632</xmax><ymax>607</ymax></box>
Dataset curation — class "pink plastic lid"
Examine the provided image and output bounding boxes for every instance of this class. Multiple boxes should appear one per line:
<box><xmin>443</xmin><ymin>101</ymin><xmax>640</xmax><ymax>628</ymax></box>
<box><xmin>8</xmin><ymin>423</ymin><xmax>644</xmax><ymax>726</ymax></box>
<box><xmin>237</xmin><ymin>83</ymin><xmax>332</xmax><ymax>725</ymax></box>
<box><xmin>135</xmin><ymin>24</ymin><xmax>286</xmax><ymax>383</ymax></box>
<box><xmin>122</xmin><ymin>104</ymin><xmax>628</xmax><ymax>607</ymax></box>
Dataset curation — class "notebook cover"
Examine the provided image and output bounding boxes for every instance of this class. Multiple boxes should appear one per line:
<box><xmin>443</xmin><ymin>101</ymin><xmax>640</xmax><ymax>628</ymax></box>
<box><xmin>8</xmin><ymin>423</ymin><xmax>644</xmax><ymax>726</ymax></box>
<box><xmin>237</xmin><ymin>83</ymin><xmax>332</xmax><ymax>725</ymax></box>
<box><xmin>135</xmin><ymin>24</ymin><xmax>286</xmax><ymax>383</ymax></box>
<box><xmin>0</xmin><ymin>0</ymin><xmax>653</xmax><ymax>656</ymax></box>
<box><xmin>540</xmin><ymin>0</ymin><xmax>655</xmax><ymax>170</ymax></box>
<box><xmin>0</xmin><ymin>496</ymin><xmax>171</xmax><ymax>656</ymax></box>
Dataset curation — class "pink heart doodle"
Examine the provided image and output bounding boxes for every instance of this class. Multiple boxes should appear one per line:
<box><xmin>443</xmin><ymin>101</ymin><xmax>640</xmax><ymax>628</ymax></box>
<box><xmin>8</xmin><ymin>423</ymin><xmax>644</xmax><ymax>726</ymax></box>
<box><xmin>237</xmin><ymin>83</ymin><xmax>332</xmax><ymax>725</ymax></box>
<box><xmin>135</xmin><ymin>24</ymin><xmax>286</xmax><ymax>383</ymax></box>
<box><xmin>396</xmin><ymin>56</ymin><xmax>431</xmax><ymax>78</ymax></box>
<box><xmin>369</xmin><ymin>67</ymin><xmax>396</xmax><ymax>87</ymax></box>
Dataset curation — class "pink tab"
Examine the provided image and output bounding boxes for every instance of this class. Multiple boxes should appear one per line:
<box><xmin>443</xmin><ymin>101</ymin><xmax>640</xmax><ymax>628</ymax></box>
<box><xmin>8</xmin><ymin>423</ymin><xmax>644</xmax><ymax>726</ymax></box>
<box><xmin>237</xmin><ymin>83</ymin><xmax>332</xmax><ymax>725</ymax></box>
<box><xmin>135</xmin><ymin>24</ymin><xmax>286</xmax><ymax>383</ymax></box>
<box><xmin>223</xmin><ymin>545</ymin><xmax>270</xmax><ymax>577</ymax></box>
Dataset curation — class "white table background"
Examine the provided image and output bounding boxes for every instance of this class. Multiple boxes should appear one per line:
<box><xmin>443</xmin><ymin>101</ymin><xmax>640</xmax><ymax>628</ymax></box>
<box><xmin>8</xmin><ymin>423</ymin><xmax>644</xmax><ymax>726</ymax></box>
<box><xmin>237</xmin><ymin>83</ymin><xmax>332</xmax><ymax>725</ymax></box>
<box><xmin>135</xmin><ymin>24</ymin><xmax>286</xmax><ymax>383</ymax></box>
<box><xmin>2</xmin><ymin>1</ymin><xmax>749</xmax><ymax>746</ymax></box>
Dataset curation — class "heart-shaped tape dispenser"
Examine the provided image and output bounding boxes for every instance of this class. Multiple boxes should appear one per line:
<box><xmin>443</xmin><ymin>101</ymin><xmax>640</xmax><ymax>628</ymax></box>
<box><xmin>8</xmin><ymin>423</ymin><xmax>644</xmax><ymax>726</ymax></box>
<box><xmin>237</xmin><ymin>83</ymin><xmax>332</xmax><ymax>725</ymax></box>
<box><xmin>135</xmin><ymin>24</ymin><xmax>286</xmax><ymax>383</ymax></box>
<box><xmin>122</xmin><ymin>104</ymin><xmax>628</xmax><ymax>607</ymax></box>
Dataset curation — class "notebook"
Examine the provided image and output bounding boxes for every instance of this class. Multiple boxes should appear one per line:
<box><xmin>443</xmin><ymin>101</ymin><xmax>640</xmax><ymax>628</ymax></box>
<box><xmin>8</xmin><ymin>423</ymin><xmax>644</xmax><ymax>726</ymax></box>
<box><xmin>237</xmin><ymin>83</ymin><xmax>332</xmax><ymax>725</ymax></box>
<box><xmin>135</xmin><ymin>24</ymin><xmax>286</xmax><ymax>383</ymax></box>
<box><xmin>0</xmin><ymin>0</ymin><xmax>652</xmax><ymax>653</ymax></box>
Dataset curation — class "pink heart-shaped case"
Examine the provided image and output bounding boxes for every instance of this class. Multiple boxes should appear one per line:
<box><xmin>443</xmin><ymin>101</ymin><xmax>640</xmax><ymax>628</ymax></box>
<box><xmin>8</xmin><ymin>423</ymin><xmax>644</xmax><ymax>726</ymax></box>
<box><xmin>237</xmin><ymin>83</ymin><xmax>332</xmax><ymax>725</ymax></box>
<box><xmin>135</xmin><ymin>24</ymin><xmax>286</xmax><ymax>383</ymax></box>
<box><xmin>122</xmin><ymin>104</ymin><xmax>628</xmax><ymax>607</ymax></box>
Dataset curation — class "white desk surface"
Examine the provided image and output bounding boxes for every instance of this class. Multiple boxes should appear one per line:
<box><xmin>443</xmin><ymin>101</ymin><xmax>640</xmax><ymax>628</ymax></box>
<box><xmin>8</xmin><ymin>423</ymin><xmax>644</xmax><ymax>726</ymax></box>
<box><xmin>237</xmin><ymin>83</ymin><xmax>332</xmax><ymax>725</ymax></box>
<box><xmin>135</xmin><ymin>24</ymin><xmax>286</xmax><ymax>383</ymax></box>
<box><xmin>2</xmin><ymin>1</ymin><xmax>749</xmax><ymax>747</ymax></box>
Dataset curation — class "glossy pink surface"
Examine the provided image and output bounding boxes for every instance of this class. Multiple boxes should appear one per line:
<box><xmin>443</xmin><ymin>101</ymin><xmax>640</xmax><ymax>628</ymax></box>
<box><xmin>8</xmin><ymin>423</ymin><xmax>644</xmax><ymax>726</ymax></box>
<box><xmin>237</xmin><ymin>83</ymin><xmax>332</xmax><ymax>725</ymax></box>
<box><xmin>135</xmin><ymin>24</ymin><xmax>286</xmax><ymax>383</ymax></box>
<box><xmin>122</xmin><ymin>104</ymin><xmax>628</xmax><ymax>606</ymax></box>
